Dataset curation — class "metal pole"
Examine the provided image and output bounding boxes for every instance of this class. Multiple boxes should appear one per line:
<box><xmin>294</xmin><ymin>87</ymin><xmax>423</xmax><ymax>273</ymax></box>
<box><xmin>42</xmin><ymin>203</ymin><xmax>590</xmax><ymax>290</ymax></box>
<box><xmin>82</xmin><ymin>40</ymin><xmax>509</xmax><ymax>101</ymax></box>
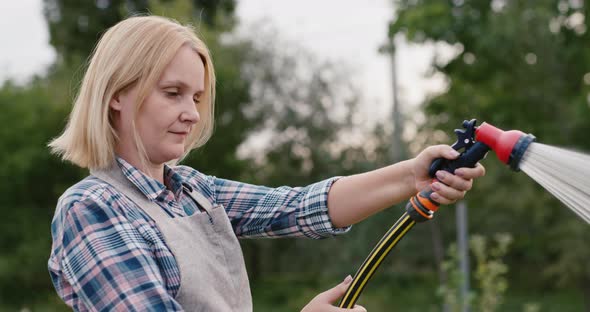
<box><xmin>380</xmin><ymin>34</ymin><xmax>403</xmax><ymax>162</ymax></box>
<box><xmin>430</xmin><ymin>221</ymin><xmax>450</xmax><ymax>312</ymax></box>
<box><xmin>389</xmin><ymin>35</ymin><xmax>403</xmax><ymax>162</ymax></box>
<box><xmin>456</xmin><ymin>200</ymin><xmax>470</xmax><ymax>312</ymax></box>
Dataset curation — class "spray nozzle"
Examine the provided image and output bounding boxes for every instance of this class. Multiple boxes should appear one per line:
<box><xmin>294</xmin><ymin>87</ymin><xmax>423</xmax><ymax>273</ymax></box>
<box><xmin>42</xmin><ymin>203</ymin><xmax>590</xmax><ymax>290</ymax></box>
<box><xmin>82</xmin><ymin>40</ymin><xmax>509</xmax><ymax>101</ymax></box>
<box><xmin>475</xmin><ymin>122</ymin><xmax>536</xmax><ymax>171</ymax></box>
<box><xmin>428</xmin><ymin>119</ymin><xmax>536</xmax><ymax>177</ymax></box>
<box><xmin>413</xmin><ymin>119</ymin><xmax>535</xmax><ymax>222</ymax></box>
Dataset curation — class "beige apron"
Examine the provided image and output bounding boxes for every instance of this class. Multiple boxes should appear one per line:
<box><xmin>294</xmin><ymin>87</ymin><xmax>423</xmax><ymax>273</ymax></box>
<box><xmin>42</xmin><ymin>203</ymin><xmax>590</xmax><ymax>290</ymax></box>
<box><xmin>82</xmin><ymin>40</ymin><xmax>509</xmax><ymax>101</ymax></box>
<box><xmin>91</xmin><ymin>165</ymin><xmax>252</xmax><ymax>311</ymax></box>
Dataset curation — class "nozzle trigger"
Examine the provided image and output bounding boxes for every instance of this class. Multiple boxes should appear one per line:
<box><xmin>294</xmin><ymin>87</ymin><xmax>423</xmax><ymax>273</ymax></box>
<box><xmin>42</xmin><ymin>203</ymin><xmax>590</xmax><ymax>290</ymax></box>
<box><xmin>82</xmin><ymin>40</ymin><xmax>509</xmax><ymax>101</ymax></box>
<box><xmin>428</xmin><ymin>119</ymin><xmax>479</xmax><ymax>177</ymax></box>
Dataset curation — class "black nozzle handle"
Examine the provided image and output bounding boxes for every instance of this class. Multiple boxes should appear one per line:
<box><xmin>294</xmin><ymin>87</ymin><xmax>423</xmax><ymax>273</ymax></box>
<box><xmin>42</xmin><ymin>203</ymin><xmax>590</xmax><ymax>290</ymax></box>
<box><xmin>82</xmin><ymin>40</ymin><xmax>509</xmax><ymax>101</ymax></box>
<box><xmin>428</xmin><ymin>142</ymin><xmax>491</xmax><ymax>177</ymax></box>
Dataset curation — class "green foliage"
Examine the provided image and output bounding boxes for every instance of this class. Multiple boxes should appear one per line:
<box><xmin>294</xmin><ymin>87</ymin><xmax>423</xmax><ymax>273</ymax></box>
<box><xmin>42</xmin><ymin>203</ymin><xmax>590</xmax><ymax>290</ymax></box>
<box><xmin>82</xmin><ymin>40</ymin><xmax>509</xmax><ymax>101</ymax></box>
<box><xmin>438</xmin><ymin>244</ymin><xmax>465</xmax><ymax>311</ymax></box>
<box><xmin>44</xmin><ymin>0</ymin><xmax>145</xmax><ymax>64</ymax></box>
<box><xmin>471</xmin><ymin>233</ymin><xmax>512</xmax><ymax>312</ymax></box>
<box><xmin>523</xmin><ymin>303</ymin><xmax>542</xmax><ymax>312</ymax></box>
<box><xmin>0</xmin><ymin>73</ymin><xmax>85</xmax><ymax>308</ymax></box>
<box><xmin>250</xmin><ymin>273</ymin><xmax>584</xmax><ymax>312</ymax></box>
<box><xmin>43</xmin><ymin>0</ymin><xmax>235</xmax><ymax>64</ymax></box>
<box><xmin>391</xmin><ymin>0</ymin><xmax>590</xmax><ymax>304</ymax></box>
<box><xmin>439</xmin><ymin>233</ymin><xmax>514</xmax><ymax>312</ymax></box>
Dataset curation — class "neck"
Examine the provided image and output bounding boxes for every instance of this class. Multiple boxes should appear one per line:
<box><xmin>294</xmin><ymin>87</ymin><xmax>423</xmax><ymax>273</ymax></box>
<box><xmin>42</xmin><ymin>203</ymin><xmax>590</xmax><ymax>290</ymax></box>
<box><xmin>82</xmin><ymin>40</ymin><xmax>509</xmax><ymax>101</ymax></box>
<box><xmin>142</xmin><ymin>161</ymin><xmax>165</xmax><ymax>184</ymax></box>
<box><xmin>115</xmin><ymin>147</ymin><xmax>164</xmax><ymax>184</ymax></box>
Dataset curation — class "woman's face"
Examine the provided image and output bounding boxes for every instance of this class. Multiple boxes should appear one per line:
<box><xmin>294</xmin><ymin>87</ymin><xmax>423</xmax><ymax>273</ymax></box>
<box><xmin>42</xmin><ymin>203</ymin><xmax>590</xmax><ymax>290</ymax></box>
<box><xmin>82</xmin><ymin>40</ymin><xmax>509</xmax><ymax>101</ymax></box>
<box><xmin>111</xmin><ymin>45</ymin><xmax>205</xmax><ymax>166</ymax></box>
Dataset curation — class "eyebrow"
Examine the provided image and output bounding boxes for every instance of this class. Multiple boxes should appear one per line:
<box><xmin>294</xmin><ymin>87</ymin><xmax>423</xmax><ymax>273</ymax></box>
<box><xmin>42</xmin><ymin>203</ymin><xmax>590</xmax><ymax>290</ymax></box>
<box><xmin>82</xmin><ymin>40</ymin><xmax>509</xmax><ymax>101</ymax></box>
<box><xmin>160</xmin><ymin>80</ymin><xmax>204</xmax><ymax>94</ymax></box>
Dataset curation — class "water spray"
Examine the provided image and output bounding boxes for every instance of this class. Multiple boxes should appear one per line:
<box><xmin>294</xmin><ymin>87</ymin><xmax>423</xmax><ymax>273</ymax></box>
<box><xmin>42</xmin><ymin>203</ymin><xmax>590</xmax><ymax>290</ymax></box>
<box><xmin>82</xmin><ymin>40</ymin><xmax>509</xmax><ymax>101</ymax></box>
<box><xmin>338</xmin><ymin>119</ymin><xmax>556</xmax><ymax>309</ymax></box>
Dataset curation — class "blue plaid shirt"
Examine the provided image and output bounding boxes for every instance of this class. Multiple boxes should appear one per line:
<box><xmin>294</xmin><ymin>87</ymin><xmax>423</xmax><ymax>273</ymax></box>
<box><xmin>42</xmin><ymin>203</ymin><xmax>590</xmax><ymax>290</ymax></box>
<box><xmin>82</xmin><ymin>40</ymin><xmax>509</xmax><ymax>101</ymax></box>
<box><xmin>48</xmin><ymin>157</ymin><xmax>349</xmax><ymax>311</ymax></box>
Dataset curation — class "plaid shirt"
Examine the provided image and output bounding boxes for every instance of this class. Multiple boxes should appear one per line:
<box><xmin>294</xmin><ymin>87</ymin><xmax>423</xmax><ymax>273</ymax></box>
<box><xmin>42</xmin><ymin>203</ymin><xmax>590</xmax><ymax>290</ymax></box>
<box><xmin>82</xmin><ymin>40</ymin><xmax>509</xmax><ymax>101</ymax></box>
<box><xmin>48</xmin><ymin>157</ymin><xmax>349</xmax><ymax>311</ymax></box>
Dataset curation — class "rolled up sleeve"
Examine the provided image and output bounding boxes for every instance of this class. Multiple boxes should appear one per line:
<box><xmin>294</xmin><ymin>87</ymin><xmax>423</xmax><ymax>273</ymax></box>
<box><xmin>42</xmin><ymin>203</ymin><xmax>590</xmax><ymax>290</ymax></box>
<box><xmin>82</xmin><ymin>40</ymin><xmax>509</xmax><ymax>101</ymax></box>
<box><xmin>295</xmin><ymin>177</ymin><xmax>351</xmax><ymax>238</ymax></box>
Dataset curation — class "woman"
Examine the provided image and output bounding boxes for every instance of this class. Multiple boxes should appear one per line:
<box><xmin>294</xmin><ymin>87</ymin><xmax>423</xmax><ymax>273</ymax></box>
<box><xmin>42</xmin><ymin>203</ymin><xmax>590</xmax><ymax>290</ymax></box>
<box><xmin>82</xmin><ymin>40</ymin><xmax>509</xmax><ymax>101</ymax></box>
<box><xmin>48</xmin><ymin>15</ymin><xmax>485</xmax><ymax>311</ymax></box>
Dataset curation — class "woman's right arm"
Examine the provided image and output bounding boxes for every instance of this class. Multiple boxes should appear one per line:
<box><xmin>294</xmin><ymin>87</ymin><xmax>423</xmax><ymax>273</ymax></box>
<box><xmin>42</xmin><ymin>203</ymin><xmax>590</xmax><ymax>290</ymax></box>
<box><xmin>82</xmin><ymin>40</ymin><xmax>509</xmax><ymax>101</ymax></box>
<box><xmin>51</xmin><ymin>197</ymin><xmax>184</xmax><ymax>311</ymax></box>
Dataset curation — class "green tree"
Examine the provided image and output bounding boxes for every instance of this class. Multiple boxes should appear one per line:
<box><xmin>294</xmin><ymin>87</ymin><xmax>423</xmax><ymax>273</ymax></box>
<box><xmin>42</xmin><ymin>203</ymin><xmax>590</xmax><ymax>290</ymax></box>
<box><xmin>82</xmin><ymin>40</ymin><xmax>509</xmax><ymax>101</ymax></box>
<box><xmin>0</xmin><ymin>71</ymin><xmax>84</xmax><ymax>309</ymax></box>
<box><xmin>225</xmin><ymin>31</ymin><xmax>394</xmax><ymax>280</ymax></box>
<box><xmin>43</xmin><ymin>0</ymin><xmax>236</xmax><ymax>64</ymax></box>
<box><xmin>390</xmin><ymin>0</ymin><xmax>590</xmax><ymax>308</ymax></box>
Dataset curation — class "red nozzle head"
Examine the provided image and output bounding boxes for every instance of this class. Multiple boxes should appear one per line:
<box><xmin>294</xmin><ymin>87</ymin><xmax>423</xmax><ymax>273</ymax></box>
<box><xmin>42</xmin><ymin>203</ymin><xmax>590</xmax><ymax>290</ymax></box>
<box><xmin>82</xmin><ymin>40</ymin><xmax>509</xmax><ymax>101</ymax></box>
<box><xmin>475</xmin><ymin>122</ymin><xmax>535</xmax><ymax>171</ymax></box>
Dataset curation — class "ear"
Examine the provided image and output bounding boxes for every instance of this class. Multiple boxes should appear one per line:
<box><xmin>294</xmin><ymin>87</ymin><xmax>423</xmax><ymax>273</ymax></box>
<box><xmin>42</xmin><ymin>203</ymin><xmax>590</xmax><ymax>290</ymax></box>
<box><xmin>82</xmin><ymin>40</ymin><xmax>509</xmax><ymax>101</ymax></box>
<box><xmin>109</xmin><ymin>92</ymin><xmax>123</xmax><ymax>111</ymax></box>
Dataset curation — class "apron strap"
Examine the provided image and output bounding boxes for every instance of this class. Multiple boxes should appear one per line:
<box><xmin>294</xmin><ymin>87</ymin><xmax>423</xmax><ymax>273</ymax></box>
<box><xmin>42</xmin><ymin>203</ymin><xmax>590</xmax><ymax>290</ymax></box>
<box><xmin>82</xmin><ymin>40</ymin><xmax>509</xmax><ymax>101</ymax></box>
<box><xmin>91</xmin><ymin>164</ymin><xmax>216</xmax><ymax>220</ymax></box>
<box><xmin>90</xmin><ymin>165</ymin><xmax>170</xmax><ymax>222</ymax></box>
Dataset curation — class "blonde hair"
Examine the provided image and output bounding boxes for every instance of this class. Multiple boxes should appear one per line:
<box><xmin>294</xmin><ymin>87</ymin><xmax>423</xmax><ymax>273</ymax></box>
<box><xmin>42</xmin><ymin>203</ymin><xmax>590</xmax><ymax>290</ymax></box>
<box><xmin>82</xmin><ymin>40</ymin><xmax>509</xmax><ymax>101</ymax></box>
<box><xmin>48</xmin><ymin>15</ymin><xmax>215</xmax><ymax>169</ymax></box>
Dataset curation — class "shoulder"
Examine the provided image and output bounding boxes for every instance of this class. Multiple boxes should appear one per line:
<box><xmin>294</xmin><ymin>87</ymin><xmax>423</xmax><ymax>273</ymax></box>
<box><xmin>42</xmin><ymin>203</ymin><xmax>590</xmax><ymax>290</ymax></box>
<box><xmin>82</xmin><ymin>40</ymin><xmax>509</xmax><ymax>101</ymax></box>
<box><xmin>52</xmin><ymin>176</ymin><xmax>126</xmax><ymax>231</ymax></box>
<box><xmin>57</xmin><ymin>176</ymin><xmax>110</xmax><ymax>209</ymax></box>
<box><xmin>50</xmin><ymin>176</ymin><xmax>123</xmax><ymax>262</ymax></box>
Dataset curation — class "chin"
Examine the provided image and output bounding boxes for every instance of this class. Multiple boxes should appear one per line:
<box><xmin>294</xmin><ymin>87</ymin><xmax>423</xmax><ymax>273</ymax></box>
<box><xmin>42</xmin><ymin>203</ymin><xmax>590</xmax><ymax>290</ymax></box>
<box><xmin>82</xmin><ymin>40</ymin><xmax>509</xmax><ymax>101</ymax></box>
<box><xmin>166</xmin><ymin>148</ymin><xmax>186</xmax><ymax>161</ymax></box>
<box><xmin>150</xmin><ymin>143</ymin><xmax>186</xmax><ymax>163</ymax></box>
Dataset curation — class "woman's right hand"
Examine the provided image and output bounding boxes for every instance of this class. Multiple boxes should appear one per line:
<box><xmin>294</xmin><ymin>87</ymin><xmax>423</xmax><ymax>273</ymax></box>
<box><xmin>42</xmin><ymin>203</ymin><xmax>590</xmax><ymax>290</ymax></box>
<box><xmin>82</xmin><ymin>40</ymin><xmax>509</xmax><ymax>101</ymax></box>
<box><xmin>301</xmin><ymin>276</ymin><xmax>367</xmax><ymax>312</ymax></box>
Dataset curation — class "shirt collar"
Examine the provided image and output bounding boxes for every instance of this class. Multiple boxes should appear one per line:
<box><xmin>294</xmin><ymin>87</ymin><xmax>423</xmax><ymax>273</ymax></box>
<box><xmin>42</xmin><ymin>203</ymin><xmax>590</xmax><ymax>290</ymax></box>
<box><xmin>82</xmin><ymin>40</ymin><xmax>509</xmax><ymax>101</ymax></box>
<box><xmin>115</xmin><ymin>157</ymin><xmax>188</xmax><ymax>201</ymax></box>
<box><xmin>164</xmin><ymin>164</ymin><xmax>190</xmax><ymax>198</ymax></box>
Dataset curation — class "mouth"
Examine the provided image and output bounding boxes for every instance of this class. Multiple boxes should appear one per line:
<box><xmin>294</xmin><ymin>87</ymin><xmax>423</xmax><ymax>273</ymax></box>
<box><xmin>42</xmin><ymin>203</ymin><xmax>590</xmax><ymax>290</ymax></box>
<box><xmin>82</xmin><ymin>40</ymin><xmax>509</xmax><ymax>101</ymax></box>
<box><xmin>169</xmin><ymin>131</ymin><xmax>189</xmax><ymax>136</ymax></box>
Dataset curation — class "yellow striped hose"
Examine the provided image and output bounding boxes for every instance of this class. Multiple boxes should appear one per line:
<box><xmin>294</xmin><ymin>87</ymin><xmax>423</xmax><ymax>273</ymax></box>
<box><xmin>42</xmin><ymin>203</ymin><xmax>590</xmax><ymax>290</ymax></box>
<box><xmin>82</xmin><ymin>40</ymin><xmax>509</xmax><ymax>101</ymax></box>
<box><xmin>338</xmin><ymin>212</ymin><xmax>417</xmax><ymax>308</ymax></box>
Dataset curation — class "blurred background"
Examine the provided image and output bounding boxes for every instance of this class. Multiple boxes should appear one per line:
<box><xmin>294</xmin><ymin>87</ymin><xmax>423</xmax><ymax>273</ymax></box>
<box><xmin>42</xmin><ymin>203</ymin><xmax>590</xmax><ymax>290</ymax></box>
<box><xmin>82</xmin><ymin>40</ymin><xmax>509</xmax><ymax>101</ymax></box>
<box><xmin>1</xmin><ymin>0</ymin><xmax>589</xmax><ymax>311</ymax></box>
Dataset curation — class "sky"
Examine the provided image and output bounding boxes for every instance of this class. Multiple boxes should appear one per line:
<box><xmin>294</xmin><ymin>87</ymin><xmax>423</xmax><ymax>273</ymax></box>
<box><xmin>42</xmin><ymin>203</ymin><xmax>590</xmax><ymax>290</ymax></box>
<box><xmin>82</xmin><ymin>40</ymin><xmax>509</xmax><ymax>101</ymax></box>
<box><xmin>0</xmin><ymin>0</ymin><xmax>449</xmax><ymax>123</ymax></box>
<box><xmin>0</xmin><ymin>0</ymin><xmax>56</xmax><ymax>84</ymax></box>
<box><xmin>236</xmin><ymin>0</ymin><xmax>453</xmax><ymax>122</ymax></box>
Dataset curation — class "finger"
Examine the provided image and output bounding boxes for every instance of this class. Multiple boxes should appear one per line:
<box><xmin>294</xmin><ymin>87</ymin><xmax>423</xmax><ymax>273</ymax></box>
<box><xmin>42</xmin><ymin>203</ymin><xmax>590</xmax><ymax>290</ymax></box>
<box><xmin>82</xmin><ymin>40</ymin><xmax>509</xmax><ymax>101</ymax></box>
<box><xmin>316</xmin><ymin>275</ymin><xmax>353</xmax><ymax>304</ymax></box>
<box><xmin>435</xmin><ymin>171</ymin><xmax>472</xmax><ymax>191</ymax></box>
<box><xmin>352</xmin><ymin>304</ymin><xmax>367</xmax><ymax>312</ymax></box>
<box><xmin>425</xmin><ymin>145</ymin><xmax>461</xmax><ymax>160</ymax></box>
<box><xmin>431</xmin><ymin>182</ymin><xmax>465</xmax><ymax>203</ymax></box>
<box><xmin>334</xmin><ymin>304</ymin><xmax>367</xmax><ymax>312</ymax></box>
<box><xmin>430</xmin><ymin>191</ymin><xmax>460</xmax><ymax>205</ymax></box>
<box><xmin>455</xmin><ymin>163</ymin><xmax>486</xmax><ymax>179</ymax></box>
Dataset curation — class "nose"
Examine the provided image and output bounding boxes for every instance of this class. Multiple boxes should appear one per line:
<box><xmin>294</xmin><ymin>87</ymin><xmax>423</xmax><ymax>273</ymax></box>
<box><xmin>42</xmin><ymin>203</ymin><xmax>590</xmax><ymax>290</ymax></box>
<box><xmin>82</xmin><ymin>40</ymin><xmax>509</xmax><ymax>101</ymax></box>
<box><xmin>180</xmin><ymin>99</ymin><xmax>200</xmax><ymax>124</ymax></box>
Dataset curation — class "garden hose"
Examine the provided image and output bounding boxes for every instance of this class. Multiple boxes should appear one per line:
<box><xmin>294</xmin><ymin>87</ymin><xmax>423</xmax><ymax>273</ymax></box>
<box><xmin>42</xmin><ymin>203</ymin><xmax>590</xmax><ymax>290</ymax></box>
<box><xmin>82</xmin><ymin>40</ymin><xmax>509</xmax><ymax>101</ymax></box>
<box><xmin>338</xmin><ymin>119</ymin><xmax>535</xmax><ymax>309</ymax></box>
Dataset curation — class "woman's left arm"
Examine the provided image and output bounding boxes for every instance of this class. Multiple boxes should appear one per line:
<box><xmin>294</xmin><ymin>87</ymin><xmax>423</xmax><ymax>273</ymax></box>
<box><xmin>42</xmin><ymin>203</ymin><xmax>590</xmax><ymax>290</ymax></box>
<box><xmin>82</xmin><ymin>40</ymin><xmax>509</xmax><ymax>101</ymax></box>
<box><xmin>327</xmin><ymin>145</ymin><xmax>486</xmax><ymax>228</ymax></box>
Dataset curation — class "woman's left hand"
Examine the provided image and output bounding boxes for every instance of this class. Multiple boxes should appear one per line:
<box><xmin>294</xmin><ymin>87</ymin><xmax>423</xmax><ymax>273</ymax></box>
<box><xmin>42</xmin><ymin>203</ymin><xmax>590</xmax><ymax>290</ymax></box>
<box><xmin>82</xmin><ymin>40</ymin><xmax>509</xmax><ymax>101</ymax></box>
<box><xmin>411</xmin><ymin>145</ymin><xmax>486</xmax><ymax>205</ymax></box>
<box><xmin>301</xmin><ymin>275</ymin><xmax>367</xmax><ymax>312</ymax></box>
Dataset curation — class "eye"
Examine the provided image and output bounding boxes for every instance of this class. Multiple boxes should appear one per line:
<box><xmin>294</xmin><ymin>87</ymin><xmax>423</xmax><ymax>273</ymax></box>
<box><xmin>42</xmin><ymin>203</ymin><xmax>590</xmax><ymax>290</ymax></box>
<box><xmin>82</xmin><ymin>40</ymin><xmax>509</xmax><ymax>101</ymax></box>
<box><xmin>193</xmin><ymin>97</ymin><xmax>201</xmax><ymax>104</ymax></box>
<box><xmin>164</xmin><ymin>89</ymin><xmax>180</xmax><ymax>97</ymax></box>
